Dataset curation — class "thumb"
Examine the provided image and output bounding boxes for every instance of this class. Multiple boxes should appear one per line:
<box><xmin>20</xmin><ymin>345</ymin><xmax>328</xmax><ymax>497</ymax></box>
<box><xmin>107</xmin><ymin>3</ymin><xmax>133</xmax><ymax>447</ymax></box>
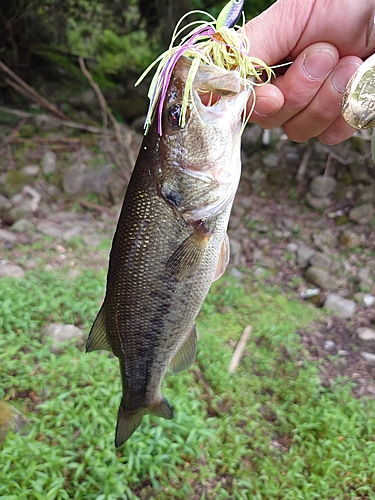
<box><xmin>242</xmin><ymin>0</ymin><xmax>314</xmax><ymax>65</ymax></box>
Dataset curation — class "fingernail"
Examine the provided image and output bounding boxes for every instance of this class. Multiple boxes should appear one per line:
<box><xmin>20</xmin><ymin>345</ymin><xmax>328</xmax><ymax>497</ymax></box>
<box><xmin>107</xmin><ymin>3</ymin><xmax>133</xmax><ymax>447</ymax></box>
<box><xmin>303</xmin><ymin>49</ymin><xmax>336</xmax><ymax>80</ymax></box>
<box><xmin>332</xmin><ymin>62</ymin><xmax>362</xmax><ymax>93</ymax></box>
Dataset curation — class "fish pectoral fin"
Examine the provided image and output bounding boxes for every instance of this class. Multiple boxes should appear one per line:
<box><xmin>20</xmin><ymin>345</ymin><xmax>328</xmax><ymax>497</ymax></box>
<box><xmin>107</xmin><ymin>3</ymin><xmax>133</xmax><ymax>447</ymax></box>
<box><xmin>86</xmin><ymin>305</ymin><xmax>112</xmax><ymax>352</ymax></box>
<box><xmin>165</xmin><ymin>225</ymin><xmax>211</xmax><ymax>281</ymax></box>
<box><xmin>212</xmin><ymin>233</ymin><xmax>230</xmax><ymax>282</ymax></box>
<box><xmin>169</xmin><ymin>323</ymin><xmax>197</xmax><ymax>375</ymax></box>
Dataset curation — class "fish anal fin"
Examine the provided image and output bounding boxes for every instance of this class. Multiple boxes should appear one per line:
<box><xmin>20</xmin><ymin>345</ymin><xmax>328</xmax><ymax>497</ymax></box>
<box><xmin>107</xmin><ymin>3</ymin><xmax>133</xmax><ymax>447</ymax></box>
<box><xmin>166</xmin><ymin>225</ymin><xmax>211</xmax><ymax>281</ymax></box>
<box><xmin>169</xmin><ymin>323</ymin><xmax>197</xmax><ymax>375</ymax></box>
<box><xmin>151</xmin><ymin>396</ymin><xmax>174</xmax><ymax>419</ymax></box>
<box><xmin>212</xmin><ymin>233</ymin><xmax>230</xmax><ymax>282</ymax></box>
<box><xmin>86</xmin><ymin>304</ymin><xmax>112</xmax><ymax>352</ymax></box>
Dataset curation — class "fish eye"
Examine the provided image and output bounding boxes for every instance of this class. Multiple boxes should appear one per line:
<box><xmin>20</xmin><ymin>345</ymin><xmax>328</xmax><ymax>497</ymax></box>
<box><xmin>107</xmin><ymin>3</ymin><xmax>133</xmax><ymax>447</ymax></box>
<box><xmin>167</xmin><ymin>104</ymin><xmax>181</xmax><ymax>127</ymax></box>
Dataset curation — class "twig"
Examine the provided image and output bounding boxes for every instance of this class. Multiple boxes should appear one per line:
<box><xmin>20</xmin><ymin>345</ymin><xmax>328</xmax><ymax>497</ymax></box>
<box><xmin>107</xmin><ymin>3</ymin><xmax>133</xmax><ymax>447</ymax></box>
<box><xmin>228</xmin><ymin>325</ymin><xmax>252</xmax><ymax>374</ymax></box>
<box><xmin>0</xmin><ymin>59</ymin><xmax>69</xmax><ymax>120</ymax></box>
<box><xmin>0</xmin><ymin>107</ymin><xmax>115</xmax><ymax>135</ymax></box>
<box><xmin>78</xmin><ymin>56</ymin><xmax>132</xmax><ymax>179</ymax></box>
<box><xmin>79</xmin><ymin>200</ymin><xmax>115</xmax><ymax>216</ymax></box>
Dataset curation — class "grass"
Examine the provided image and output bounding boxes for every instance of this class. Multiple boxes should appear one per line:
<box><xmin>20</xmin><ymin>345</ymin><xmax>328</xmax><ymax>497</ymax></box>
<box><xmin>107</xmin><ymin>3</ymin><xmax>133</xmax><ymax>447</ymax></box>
<box><xmin>1</xmin><ymin>262</ymin><xmax>375</xmax><ymax>499</ymax></box>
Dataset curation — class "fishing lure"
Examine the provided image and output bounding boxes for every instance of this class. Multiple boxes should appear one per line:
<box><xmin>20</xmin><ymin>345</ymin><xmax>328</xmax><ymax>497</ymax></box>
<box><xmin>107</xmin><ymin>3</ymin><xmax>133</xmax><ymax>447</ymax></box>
<box><xmin>136</xmin><ymin>1</ymin><xmax>273</xmax><ymax>136</ymax></box>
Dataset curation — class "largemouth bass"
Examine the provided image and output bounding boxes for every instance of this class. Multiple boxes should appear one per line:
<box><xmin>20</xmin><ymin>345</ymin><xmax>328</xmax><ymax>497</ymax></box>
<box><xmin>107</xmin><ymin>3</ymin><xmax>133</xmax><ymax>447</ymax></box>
<box><xmin>87</xmin><ymin>55</ymin><xmax>251</xmax><ymax>447</ymax></box>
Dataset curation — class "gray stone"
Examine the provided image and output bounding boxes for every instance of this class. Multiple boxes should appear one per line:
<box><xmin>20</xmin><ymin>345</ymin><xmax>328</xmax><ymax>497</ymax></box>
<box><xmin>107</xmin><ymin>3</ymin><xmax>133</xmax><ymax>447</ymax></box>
<box><xmin>0</xmin><ymin>194</ymin><xmax>11</xmax><ymax>210</ymax></box>
<box><xmin>310</xmin><ymin>252</ymin><xmax>340</xmax><ymax>272</ymax></box>
<box><xmin>286</xmin><ymin>242</ymin><xmax>298</xmax><ymax>253</ymax></box>
<box><xmin>6</xmin><ymin>201</ymin><xmax>36</xmax><ymax>223</ymax></box>
<box><xmin>36</xmin><ymin>221</ymin><xmax>64</xmax><ymax>238</ymax></box>
<box><xmin>324</xmin><ymin>340</ymin><xmax>336</xmax><ymax>352</ymax></box>
<box><xmin>43</xmin><ymin>323</ymin><xmax>85</xmax><ymax>354</ymax></box>
<box><xmin>11</xmin><ymin>218</ymin><xmax>34</xmax><ymax>232</ymax></box>
<box><xmin>229</xmin><ymin>239</ymin><xmax>242</xmax><ymax>267</ymax></box>
<box><xmin>310</xmin><ymin>175</ymin><xmax>337</xmax><ymax>198</ymax></box>
<box><xmin>262</xmin><ymin>154</ymin><xmax>279</xmax><ymax>168</ymax></box>
<box><xmin>349</xmin><ymin>203</ymin><xmax>375</xmax><ymax>224</ymax></box>
<box><xmin>358</xmin><ymin>267</ymin><xmax>374</xmax><ymax>287</ymax></box>
<box><xmin>0</xmin><ymin>264</ymin><xmax>25</xmax><ymax>278</ymax></box>
<box><xmin>254</xmin><ymin>267</ymin><xmax>267</xmax><ymax>278</ymax></box>
<box><xmin>363</xmin><ymin>295</ymin><xmax>375</xmax><ymax>307</ymax></box>
<box><xmin>63</xmin><ymin>225</ymin><xmax>82</xmax><ymax>241</ymax></box>
<box><xmin>21</xmin><ymin>165</ymin><xmax>40</xmax><ymax>177</ymax></box>
<box><xmin>357</xmin><ymin>328</ymin><xmax>375</xmax><ymax>341</ymax></box>
<box><xmin>42</xmin><ymin>150</ymin><xmax>57</xmax><ymax>175</ymax></box>
<box><xmin>0</xmin><ymin>229</ymin><xmax>16</xmax><ymax>242</ymax></box>
<box><xmin>297</xmin><ymin>244</ymin><xmax>315</xmax><ymax>268</ymax></box>
<box><xmin>249</xmin><ymin>168</ymin><xmax>266</xmax><ymax>188</ymax></box>
<box><xmin>324</xmin><ymin>293</ymin><xmax>356</xmax><ymax>318</ymax></box>
<box><xmin>63</xmin><ymin>163</ymin><xmax>114</xmax><ymax>198</ymax></box>
<box><xmin>35</xmin><ymin>114</ymin><xmax>61</xmax><ymax>132</ymax></box>
<box><xmin>338</xmin><ymin>230</ymin><xmax>361</xmax><ymax>249</ymax></box>
<box><xmin>360</xmin><ymin>352</ymin><xmax>375</xmax><ymax>364</ymax></box>
<box><xmin>312</xmin><ymin>230</ymin><xmax>335</xmax><ymax>253</ymax></box>
<box><xmin>305</xmin><ymin>193</ymin><xmax>331</xmax><ymax>209</ymax></box>
<box><xmin>82</xmin><ymin>233</ymin><xmax>104</xmax><ymax>248</ymax></box>
<box><xmin>304</xmin><ymin>266</ymin><xmax>338</xmax><ymax>290</ymax></box>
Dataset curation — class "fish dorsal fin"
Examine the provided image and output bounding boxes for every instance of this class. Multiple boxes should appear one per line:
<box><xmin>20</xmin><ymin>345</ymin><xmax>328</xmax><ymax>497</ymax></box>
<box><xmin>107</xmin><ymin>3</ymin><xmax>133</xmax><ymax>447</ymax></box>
<box><xmin>169</xmin><ymin>323</ymin><xmax>197</xmax><ymax>375</ymax></box>
<box><xmin>165</xmin><ymin>225</ymin><xmax>211</xmax><ymax>281</ymax></box>
<box><xmin>86</xmin><ymin>304</ymin><xmax>112</xmax><ymax>352</ymax></box>
<box><xmin>212</xmin><ymin>233</ymin><xmax>230</xmax><ymax>282</ymax></box>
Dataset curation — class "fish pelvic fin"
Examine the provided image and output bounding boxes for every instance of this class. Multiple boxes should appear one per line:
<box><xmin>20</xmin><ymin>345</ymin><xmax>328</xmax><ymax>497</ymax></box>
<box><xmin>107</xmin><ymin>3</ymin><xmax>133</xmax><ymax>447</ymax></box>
<box><xmin>86</xmin><ymin>304</ymin><xmax>112</xmax><ymax>353</ymax></box>
<box><xmin>169</xmin><ymin>323</ymin><xmax>197</xmax><ymax>375</ymax></box>
<box><xmin>115</xmin><ymin>397</ymin><xmax>174</xmax><ymax>448</ymax></box>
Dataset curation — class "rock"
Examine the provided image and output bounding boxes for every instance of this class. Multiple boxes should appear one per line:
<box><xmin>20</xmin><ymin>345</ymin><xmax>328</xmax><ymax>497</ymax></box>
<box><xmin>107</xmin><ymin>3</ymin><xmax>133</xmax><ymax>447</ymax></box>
<box><xmin>286</xmin><ymin>242</ymin><xmax>298</xmax><ymax>253</ymax></box>
<box><xmin>254</xmin><ymin>267</ymin><xmax>267</xmax><ymax>278</ymax></box>
<box><xmin>309</xmin><ymin>175</ymin><xmax>337</xmax><ymax>198</ymax></box>
<box><xmin>349</xmin><ymin>203</ymin><xmax>375</xmax><ymax>224</ymax></box>
<box><xmin>324</xmin><ymin>293</ymin><xmax>356</xmax><ymax>318</ymax></box>
<box><xmin>11</xmin><ymin>218</ymin><xmax>34</xmax><ymax>232</ymax></box>
<box><xmin>304</xmin><ymin>266</ymin><xmax>338</xmax><ymax>290</ymax></box>
<box><xmin>35</xmin><ymin>114</ymin><xmax>61</xmax><ymax>132</ymax></box>
<box><xmin>324</xmin><ymin>340</ymin><xmax>336</xmax><ymax>352</ymax></box>
<box><xmin>360</xmin><ymin>352</ymin><xmax>375</xmax><ymax>364</ymax></box>
<box><xmin>305</xmin><ymin>193</ymin><xmax>331</xmax><ymax>209</ymax></box>
<box><xmin>339</xmin><ymin>230</ymin><xmax>361</xmax><ymax>249</ymax></box>
<box><xmin>229</xmin><ymin>239</ymin><xmax>242</xmax><ymax>267</ymax></box>
<box><xmin>0</xmin><ymin>401</ymin><xmax>27</xmax><ymax>443</ymax></box>
<box><xmin>42</xmin><ymin>150</ymin><xmax>57</xmax><ymax>175</ymax></box>
<box><xmin>312</xmin><ymin>230</ymin><xmax>335</xmax><ymax>253</ymax></box>
<box><xmin>363</xmin><ymin>295</ymin><xmax>375</xmax><ymax>307</ymax></box>
<box><xmin>358</xmin><ymin>267</ymin><xmax>373</xmax><ymax>288</ymax></box>
<box><xmin>0</xmin><ymin>263</ymin><xmax>25</xmax><ymax>278</ymax></box>
<box><xmin>6</xmin><ymin>202</ymin><xmax>36</xmax><ymax>224</ymax></box>
<box><xmin>0</xmin><ymin>229</ymin><xmax>16</xmax><ymax>242</ymax></box>
<box><xmin>21</xmin><ymin>165</ymin><xmax>40</xmax><ymax>177</ymax></box>
<box><xmin>297</xmin><ymin>244</ymin><xmax>315</xmax><ymax>268</ymax></box>
<box><xmin>310</xmin><ymin>251</ymin><xmax>340</xmax><ymax>272</ymax></box>
<box><xmin>63</xmin><ymin>225</ymin><xmax>82</xmax><ymax>241</ymax></box>
<box><xmin>43</xmin><ymin>323</ymin><xmax>85</xmax><ymax>354</ymax></box>
<box><xmin>249</xmin><ymin>168</ymin><xmax>266</xmax><ymax>188</ymax></box>
<box><xmin>36</xmin><ymin>221</ymin><xmax>64</xmax><ymax>238</ymax></box>
<box><xmin>63</xmin><ymin>163</ymin><xmax>114</xmax><ymax>199</ymax></box>
<box><xmin>82</xmin><ymin>233</ymin><xmax>104</xmax><ymax>248</ymax></box>
<box><xmin>0</xmin><ymin>194</ymin><xmax>11</xmax><ymax>210</ymax></box>
<box><xmin>357</xmin><ymin>328</ymin><xmax>375</xmax><ymax>341</ymax></box>
<box><xmin>262</xmin><ymin>154</ymin><xmax>279</xmax><ymax>168</ymax></box>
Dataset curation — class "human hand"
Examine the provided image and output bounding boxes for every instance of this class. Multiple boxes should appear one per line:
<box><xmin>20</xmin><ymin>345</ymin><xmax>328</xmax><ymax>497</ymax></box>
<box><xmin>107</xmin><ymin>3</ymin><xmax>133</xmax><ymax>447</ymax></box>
<box><xmin>243</xmin><ymin>0</ymin><xmax>375</xmax><ymax>144</ymax></box>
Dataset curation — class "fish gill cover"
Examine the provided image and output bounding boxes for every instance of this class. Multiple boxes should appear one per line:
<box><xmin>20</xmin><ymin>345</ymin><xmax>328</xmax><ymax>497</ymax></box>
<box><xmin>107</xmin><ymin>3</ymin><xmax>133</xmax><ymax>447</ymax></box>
<box><xmin>135</xmin><ymin>0</ymin><xmax>275</xmax><ymax>136</ymax></box>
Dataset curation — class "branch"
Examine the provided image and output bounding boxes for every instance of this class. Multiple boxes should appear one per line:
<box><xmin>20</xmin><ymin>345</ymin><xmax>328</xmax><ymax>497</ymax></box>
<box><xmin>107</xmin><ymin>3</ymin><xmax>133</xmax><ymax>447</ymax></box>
<box><xmin>228</xmin><ymin>325</ymin><xmax>252</xmax><ymax>374</ymax></box>
<box><xmin>0</xmin><ymin>59</ymin><xmax>69</xmax><ymax>120</ymax></box>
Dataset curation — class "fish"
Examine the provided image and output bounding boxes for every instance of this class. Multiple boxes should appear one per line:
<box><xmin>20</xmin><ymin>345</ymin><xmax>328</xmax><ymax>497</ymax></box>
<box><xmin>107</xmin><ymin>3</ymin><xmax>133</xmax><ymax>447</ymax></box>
<box><xmin>86</xmin><ymin>55</ymin><xmax>251</xmax><ymax>447</ymax></box>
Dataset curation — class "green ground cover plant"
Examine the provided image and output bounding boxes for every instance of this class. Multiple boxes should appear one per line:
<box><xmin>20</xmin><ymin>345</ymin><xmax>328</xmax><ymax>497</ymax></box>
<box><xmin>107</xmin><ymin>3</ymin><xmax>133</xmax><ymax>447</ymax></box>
<box><xmin>1</xmin><ymin>263</ymin><xmax>375</xmax><ymax>499</ymax></box>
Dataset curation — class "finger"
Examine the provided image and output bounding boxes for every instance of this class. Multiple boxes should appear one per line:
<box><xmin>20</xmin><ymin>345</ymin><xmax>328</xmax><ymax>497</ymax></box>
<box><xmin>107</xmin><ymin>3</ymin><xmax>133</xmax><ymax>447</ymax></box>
<box><xmin>283</xmin><ymin>56</ymin><xmax>362</xmax><ymax>142</ymax></box>
<box><xmin>247</xmin><ymin>83</ymin><xmax>284</xmax><ymax>122</ymax></box>
<box><xmin>318</xmin><ymin>115</ymin><xmax>357</xmax><ymax>145</ymax></box>
<box><xmin>256</xmin><ymin>43</ymin><xmax>339</xmax><ymax>130</ymax></box>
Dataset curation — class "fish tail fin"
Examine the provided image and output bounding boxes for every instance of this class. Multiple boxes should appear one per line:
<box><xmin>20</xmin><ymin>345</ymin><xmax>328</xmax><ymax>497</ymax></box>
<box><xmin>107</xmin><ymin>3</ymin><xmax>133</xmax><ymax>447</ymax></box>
<box><xmin>115</xmin><ymin>397</ymin><xmax>174</xmax><ymax>447</ymax></box>
<box><xmin>115</xmin><ymin>407</ymin><xmax>143</xmax><ymax>448</ymax></box>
